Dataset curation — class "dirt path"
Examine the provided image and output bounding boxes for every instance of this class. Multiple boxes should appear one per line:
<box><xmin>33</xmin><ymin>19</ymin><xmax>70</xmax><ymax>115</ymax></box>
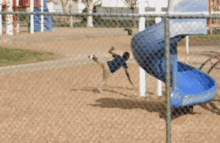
<box><xmin>0</xmin><ymin>28</ymin><xmax>219</xmax><ymax>143</ymax></box>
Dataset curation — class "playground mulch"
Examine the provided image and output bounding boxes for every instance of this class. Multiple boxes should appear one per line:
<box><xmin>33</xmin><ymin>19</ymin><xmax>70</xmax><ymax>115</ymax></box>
<box><xmin>0</xmin><ymin>28</ymin><xmax>219</xmax><ymax>143</ymax></box>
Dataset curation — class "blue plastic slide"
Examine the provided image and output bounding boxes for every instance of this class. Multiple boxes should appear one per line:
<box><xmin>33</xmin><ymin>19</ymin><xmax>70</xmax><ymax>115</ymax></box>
<box><xmin>29</xmin><ymin>0</ymin><xmax>54</xmax><ymax>32</ymax></box>
<box><xmin>132</xmin><ymin>0</ymin><xmax>217</xmax><ymax>108</ymax></box>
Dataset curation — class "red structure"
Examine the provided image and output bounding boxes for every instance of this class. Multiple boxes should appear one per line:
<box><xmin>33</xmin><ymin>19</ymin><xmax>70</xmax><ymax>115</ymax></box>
<box><xmin>2</xmin><ymin>0</ymin><xmax>42</xmax><ymax>35</ymax></box>
<box><xmin>208</xmin><ymin>0</ymin><xmax>220</xmax><ymax>34</ymax></box>
<box><xmin>18</xmin><ymin>0</ymin><xmax>41</xmax><ymax>8</ymax></box>
<box><xmin>3</xmin><ymin>0</ymin><xmax>41</xmax><ymax>11</ymax></box>
<box><xmin>16</xmin><ymin>0</ymin><xmax>41</xmax><ymax>8</ymax></box>
<box><xmin>20</xmin><ymin>0</ymin><xmax>30</xmax><ymax>7</ymax></box>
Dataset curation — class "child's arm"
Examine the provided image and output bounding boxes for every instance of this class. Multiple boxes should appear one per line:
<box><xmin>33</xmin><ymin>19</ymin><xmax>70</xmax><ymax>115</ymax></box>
<box><xmin>124</xmin><ymin>68</ymin><xmax>133</xmax><ymax>85</ymax></box>
<box><xmin>109</xmin><ymin>47</ymin><xmax>117</xmax><ymax>57</ymax></box>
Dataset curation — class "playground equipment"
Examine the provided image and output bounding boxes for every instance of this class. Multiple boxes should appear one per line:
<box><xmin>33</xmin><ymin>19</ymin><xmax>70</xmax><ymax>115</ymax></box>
<box><xmin>0</xmin><ymin>0</ymin><xmax>53</xmax><ymax>35</ymax></box>
<box><xmin>29</xmin><ymin>0</ymin><xmax>53</xmax><ymax>32</ymax></box>
<box><xmin>208</xmin><ymin>0</ymin><xmax>220</xmax><ymax>34</ymax></box>
<box><xmin>199</xmin><ymin>53</ymin><xmax>220</xmax><ymax>74</ymax></box>
<box><xmin>139</xmin><ymin>0</ymin><xmax>190</xmax><ymax>97</ymax></box>
<box><xmin>0</xmin><ymin>0</ymin><xmax>15</xmax><ymax>35</ymax></box>
<box><xmin>132</xmin><ymin>0</ymin><xmax>217</xmax><ymax>108</ymax></box>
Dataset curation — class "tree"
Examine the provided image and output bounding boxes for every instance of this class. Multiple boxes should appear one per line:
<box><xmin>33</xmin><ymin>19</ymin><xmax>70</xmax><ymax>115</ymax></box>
<box><xmin>78</xmin><ymin>0</ymin><xmax>102</xmax><ymax>27</ymax></box>
<box><xmin>60</xmin><ymin>0</ymin><xmax>73</xmax><ymax>27</ymax></box>
<box><xmin>60</xmin><ymin>0</ymin><xmax>70</xmax><ymax>13</ymax></box>
<box><xmin>122</xmin><ymin>0</ymin><xmax>138</xmax><ymax>28</ymax></box>
<box><xmin>73</xmin><ymin>0</ymin><xmax>101</xmax><ymax>27</ymax></box>
<box><xmin>123</xmin><ymin>0</ymin><xmax>138</xmax><ymax>11</ymax></box>
<box><xmin>85</xmin><ymin>0</ymin><xmax>94</xmax><ymax>27</ymax></box>
<box><xmin>84</xmin><ymin>0</ymin><xmax>102</xmax><ymax>27</ymax></box>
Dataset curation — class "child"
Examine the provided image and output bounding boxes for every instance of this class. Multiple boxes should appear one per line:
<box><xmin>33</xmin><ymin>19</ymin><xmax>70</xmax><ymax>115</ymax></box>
<box><xmin>88</xmin><ymin>47</ymin><xmax>133</xmax><ymax>93</ymax></box>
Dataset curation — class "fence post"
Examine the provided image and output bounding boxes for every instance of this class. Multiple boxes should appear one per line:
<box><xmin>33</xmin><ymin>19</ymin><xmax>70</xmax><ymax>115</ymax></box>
<box><xmin>41</xmin><ymin>0</ymin><xmax>44</xmax><ymax>32</ymax></box>
<box><xmin>30</xmin><ymin>0</ymin><xmax>34</xmax><ymax>34</ymax></box>
<box><xmin>165</xmin><ymin>15</ymin><xmax>172</xmax><ymax>143</ymax></box>
<box><xmin>70</xmin><ymin>16</ymin><xmax>73</xmax><ymax>27</ymax></box>
<box><xmin>186</xmin><ymin>36</ymin><xmax>190</xmax><ymax>63</ymax></box>
<box><xmin>0</xmin><ymin>0</ymin><xmax>2</xmax><ymax>35</ymax></box>
<box><xmin>6</xmin><ymin>0</ymin><xmax>13</xmax><ymax>35</ymax></box>
<box><xmin>186</xmin><ymin>36</ymin><xmax>189</xmax><ymax>54</ymax></box>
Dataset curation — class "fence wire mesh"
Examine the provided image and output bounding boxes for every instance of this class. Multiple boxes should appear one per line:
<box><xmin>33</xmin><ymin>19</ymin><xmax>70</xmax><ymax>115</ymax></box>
<box><xmin>0</xmin><ymin>11</ymin><xmax>219</xmax><ymax>143</ymax></box>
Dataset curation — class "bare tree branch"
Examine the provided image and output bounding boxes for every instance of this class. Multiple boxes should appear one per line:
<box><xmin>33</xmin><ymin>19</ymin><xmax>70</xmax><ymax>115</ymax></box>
<box><xmin>60</xmin><ymin>0</ymin><xmax>70</xmax><ymax>13</ymax></box>
<box><xmin>121</xmin><ymin>0</ymin><xmax>139</xmax><ymax>28</ymax></box>
<box><xmin>121</xmin><ymin>0</ymin><xmax>138</xmax><ymax>9</ymax></box>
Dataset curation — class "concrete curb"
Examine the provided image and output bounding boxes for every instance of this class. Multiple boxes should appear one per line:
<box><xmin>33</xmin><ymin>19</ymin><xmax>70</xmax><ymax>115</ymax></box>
<box><xmin>0</xmin><ymin>54</ymin><xmax>216</xmax><ymax>77</ymax></box>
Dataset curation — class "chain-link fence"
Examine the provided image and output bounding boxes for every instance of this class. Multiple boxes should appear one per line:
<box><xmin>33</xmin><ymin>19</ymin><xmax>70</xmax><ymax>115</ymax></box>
<box><xmin>0</xmin><ymin>11</ymin><xmax>219</xmax><ymax>143</ymax></box>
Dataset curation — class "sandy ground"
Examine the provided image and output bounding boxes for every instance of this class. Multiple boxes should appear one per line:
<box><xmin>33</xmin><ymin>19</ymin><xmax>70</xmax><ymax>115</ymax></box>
<box><xmin>0</xmin><ymin>28</ymin><xmax>220</xmax><ymax>143</ymax></box>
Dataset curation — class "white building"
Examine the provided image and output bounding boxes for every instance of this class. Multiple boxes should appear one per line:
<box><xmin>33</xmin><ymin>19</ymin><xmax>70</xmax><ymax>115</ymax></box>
<box><xmin>101</xmin><ymin>0</ymin><xmax>168</xmax><ymax>8</ymax></box>
<box><xmin>49</xmin><ymin>0</ymin><xmax>168</xmax><ymax>14</ymax></box>
<box><xmin>76</xmin><ymin>0</ymin><xmax>168</xmax><ymax>13</ymax></box>
<box><xmin>47</xmin><ymin>0</ymin><xmax>56</xmax><ymax>12</ymax></box>
<box><xmin>53</xmin><ymin>4</ymin><xmax>63</xmax><ymax>13</ymax></box>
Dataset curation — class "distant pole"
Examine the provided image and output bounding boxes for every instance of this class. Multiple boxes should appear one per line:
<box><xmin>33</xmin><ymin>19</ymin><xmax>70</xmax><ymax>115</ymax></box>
<box><xmin>186</xmin><ymin>36</ymin><xmax>190</xmax><ymax>63</ymax></box>
<box><xmin>78</xmin><ymin>0</ymin><xmax>82</xmax><ymax>13</ymax></box>
<box><xmin>157</xmin><ymin>79</ymin><xmax>163</xmax><ymax>96</ymax></box>
<box><xmin>70</xmin><ymin>12</ymin><xmax>73</xmax><ymax>27</ymax></box>
<box><xmin>155</xmin><ymin>0</ymin><xmax>162</xmax><ymax>23</ymax></box>
<box><xmin>30</xmin><ymin>0</ymin><xmax>34</xmax><ymax>34</ymax></box>
<box><xmin>0</xmin><ymin>0</ymin><xmax>2</xmax><ymax>35</ymax></box>
<box><xmin>156</xmin><ymin>0</ymin><xmax>163</xmax><ymax>96</ymax></box>
<box><xmin>139</xmin><ymin>0</ymin><xmax>146</xmax><ymax>97</ymax></box>
<box><xmin>69</xmin><ymin>3</ymin><xmax>73</xmax><ymax>27</ymax></box>
<box><xmin>41</xmin><ymin>0</ymin><xmax>44</xmax><ymax>32</ymax></box>
<box><xmin>6</xmin><ymin>0</ymin><xmax>13</xmax><ymax>35</ymax></box>
<box><xmin>186</xmin><ymin>36</ymin><xmax>189</xmax><ymax>54</ymax></box>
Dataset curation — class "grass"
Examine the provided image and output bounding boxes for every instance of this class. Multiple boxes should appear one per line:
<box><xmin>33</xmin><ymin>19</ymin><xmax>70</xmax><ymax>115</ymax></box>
<box><xmin>191</xmin><ymin>34</ymin><xmax>220</xmax><ymax>41</ymax></box>
<box><xmin>0</xmin><ymin>47</ymin><xmax>56</xmax><ymax>67</ymax></box>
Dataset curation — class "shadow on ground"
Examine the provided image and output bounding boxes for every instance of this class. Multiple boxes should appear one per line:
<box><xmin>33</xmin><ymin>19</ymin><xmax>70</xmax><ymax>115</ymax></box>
<box><xmin>90</xmin><ymin>97</ymin><xmax>202</xmax><ymax>120</ymax></box>
<box><xmin>71</xmin><ymin>86</ymin><xmax>201</xmax><ymax>120</ymax></box>
<box><xmin>200</xmin><ymin>102</ymin><xmax>220</xmax><ymax>115</ymax></box>
<box><xmin>71</xmin><ymin>85</ymin><xmax>152</xmax><ymax>98</ymax></box>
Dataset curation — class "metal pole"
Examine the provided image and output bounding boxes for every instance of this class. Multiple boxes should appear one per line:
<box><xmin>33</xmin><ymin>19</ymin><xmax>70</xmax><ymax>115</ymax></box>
<box><xmin>156</xmin><ymin>0</ymin><xmax>163</xmax><ymax>96</ymax></box>
<box><xmin>166</xmin><ymin>0</ymin><xmax>172</xmax><ymax>141</ymax></box>
<box><xmin>155</xmin><ymin>0</ymin><xmax>162</xmax><ymax>23</ymax></box>
<box><xmin>69</xmin><ymin>3</ymin><xmax>73</xmax><ymax>27</ymax></box>
<box><xmin>30</xmin><ymin>0</ymin><xmax>34</xmax><ymax>34</ymax></box>
<box><xmin>139</xmin><ymin>0</ymin><xmax>146</xmax><ymax>97</ymax></box>
<box><xmin>186</xmin><ymin>36</ymin><xmax>189</xmax><ymax>54</ymax></box>
<box><xmin>0</xmin><ymin>0</ymin><xmax>2</xmax><ymax>35</ymax></box>
<box><xmin>6</xmin><ymin>0</ymin><xmax>13</xmax><ymax>35</ymax></box>
<box><xmin>157</xmin><ymin>80</ymin><xmax>163</xmax><ymax>96</ymax></box>
<box><xmin>165</xmin><ymin>15</ymin><xmax>172</xmax><ymax>143</ymax></box>
<box><xmin>41</xmin><ymin>0</ymin><xmax>44</xmax><ymax>32</ymax></box>
<box><xmin>186</xmin><ymin>35</ymin><xmax>190</xmax><ymax>63</ymax></box>
<box><xmin>70</xmin><ymin>15</ymin><xmax>73</xmax><ymax>27</ymax></box>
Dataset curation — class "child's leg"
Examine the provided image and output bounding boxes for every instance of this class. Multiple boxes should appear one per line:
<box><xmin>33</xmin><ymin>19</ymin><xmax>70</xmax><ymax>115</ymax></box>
<box><xmin>88</xmin><ymin>55</ymin><xmax>106</xmax><ymax>72</ymax></box>
<box><xmin>96</xmin><ymin>63</ymin><xmax>111</xmax><ymax>93</ymax></box>
<box><xmin>88</xmin><ymin>55</ymin><xmax>111</xmax><ymax>93</ymax></box>
<box><xmin>88</xmin><ymin>55</ymin><xmax>101</xmax><ymax>65</ymax></box>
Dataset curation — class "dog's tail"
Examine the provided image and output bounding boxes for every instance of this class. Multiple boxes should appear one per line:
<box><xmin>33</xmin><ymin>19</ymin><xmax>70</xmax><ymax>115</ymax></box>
<box><xmin>124</xmin><ymin>28</ymin><xmax>133</xmax><ymax>36</ymax></box>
